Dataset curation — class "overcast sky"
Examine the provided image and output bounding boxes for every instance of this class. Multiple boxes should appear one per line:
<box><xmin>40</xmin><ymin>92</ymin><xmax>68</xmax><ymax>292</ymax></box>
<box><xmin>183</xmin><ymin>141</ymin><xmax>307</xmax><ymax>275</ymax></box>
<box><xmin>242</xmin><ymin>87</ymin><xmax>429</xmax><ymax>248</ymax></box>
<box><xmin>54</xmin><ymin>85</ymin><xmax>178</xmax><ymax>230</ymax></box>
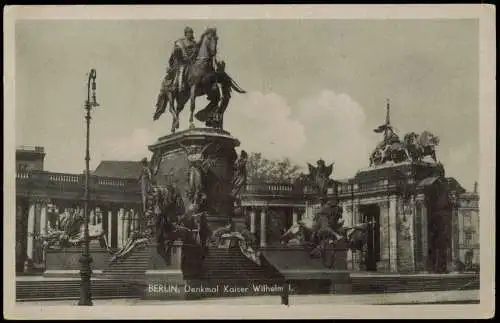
<box><xmin>15</xmin><ymin>19</ymin><xmax>479</xmax><ymax>190</ymax></box>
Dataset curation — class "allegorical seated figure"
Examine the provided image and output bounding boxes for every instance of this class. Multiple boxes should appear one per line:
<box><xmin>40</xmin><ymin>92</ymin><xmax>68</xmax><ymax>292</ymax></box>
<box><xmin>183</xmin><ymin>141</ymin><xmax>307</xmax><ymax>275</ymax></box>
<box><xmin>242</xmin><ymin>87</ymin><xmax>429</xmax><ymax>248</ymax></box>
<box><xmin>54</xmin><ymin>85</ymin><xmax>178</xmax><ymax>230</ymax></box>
<box><xmin>280</xmin><ymin>221</ymin><xmax>308</xmax><ymax>247</ymax></box>
<box><xmin>371</xmin><ymin>126</ymin><xmax>406</xmax><ymax>165</ymax></box>
<box><xmin>41</xmin><ymin>208</ymin><xmax>109</xmax><ymax>251</ymax></box>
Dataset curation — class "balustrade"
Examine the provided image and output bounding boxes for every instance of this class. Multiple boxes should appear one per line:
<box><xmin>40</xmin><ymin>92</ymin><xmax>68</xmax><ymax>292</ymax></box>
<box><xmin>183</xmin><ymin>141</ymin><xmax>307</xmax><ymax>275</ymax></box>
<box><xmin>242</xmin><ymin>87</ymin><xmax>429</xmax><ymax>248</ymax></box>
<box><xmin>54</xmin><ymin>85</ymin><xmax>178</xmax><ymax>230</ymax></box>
<box><xmin>16</xmin><ymin>170</ymin><xmax>140</xmax><ymax>197</ymax></box>
<box><xmin>16</xmin><ymin>171</ymin><xmax>30</xmax><ymax>179</ymax></box>
<box><xmin>48</xmin><ymin>172</ymin><xmax>81</xmax><ymax>183</ymax></box>
<box><xmin>245</xmin><ymin>183</ymin><xmax>316</xmax><ymax>196</ymax></box>
<box><xmin>17</xmin><ymin>170</ymin><xmax>332</xmax><ymax>207</ymax></box>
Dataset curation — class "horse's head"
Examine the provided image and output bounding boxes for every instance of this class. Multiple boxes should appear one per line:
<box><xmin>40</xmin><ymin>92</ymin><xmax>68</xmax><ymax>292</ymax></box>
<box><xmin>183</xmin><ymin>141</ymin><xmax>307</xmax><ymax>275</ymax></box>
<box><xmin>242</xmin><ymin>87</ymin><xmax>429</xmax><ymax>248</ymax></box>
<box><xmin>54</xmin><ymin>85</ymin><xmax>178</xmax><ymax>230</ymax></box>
<box><xmin>429</xmin><ymin>133</ymin><xmax>440</xmax><ymax>146</ymax></box>
<box><xmin>198</xmin><ymin>28</ymin><xmax>218</xmax><ymax>59</ymax></box>
<box><xmin>419</xmin><ymin>131</ymin><xmax>440</xmax><ymax>147</ymax></box>
<box><xmin>403</xmin><ymin>132</ymin><xmax>419</xmax><ymax>146</ymax></box>
<box><xmin>215</xmin><ymin>60</ymin><xmax>226</xmax><ymax>72</ymax></box>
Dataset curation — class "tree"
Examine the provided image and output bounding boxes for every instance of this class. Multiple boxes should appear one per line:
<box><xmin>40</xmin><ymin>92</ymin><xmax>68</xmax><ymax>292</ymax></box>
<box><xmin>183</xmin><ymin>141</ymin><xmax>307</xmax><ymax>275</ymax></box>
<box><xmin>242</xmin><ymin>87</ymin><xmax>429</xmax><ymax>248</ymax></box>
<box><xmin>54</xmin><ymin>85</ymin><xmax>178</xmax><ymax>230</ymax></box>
<box><xmin>246</xmin><ymin>152</ymin><xmax>304</xmax><ymax>183</ymax></box>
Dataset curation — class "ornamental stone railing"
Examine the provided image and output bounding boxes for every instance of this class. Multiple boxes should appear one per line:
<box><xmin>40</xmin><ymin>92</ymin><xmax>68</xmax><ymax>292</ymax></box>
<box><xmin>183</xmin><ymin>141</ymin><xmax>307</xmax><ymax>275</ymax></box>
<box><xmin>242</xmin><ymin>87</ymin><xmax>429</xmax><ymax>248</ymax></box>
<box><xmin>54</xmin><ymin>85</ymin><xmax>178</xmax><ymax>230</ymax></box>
<box><xmin>16</xmin><ymin>171</ymin><xmax>327</xmax><ymax>203</ymax></box>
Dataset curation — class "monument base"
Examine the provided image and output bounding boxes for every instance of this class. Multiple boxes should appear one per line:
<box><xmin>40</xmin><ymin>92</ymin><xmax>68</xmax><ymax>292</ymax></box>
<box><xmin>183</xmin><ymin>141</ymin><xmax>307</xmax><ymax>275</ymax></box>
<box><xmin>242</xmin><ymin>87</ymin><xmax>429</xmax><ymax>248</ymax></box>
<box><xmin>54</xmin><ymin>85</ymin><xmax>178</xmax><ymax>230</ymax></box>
<box><xmin>143</xmin><ymin>241</ymin><xmax>204</xmax><ymax>300</ymax></box>
<box><xmin>148</xmin><ymin>127</ymin><xmax>240</xmax><ymax>231</ymax></box>
<box><xmin>44</xmin><ymin>245</ymin><xmax>110</xmax><ymax>278</ymax></box>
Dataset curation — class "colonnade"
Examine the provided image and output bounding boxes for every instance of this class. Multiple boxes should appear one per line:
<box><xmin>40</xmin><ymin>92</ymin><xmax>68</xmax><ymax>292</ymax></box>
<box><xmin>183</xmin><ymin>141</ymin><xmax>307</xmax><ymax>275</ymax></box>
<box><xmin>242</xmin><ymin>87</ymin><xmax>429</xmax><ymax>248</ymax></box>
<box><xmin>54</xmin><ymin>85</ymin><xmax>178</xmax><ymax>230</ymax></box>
<box><xmin>17</xmin><ymin>198</ymin><xmax>142</xmax><ymax>269</ymax></box>
<box><xmin>244</xmin><ymin>206</ymin><xmax>305</xmax><ymax>248</ymax></box>
<box><xmin>340</xmin><ymin>193</ymin><xmax>430</xmax><ymax>273</ymax></box>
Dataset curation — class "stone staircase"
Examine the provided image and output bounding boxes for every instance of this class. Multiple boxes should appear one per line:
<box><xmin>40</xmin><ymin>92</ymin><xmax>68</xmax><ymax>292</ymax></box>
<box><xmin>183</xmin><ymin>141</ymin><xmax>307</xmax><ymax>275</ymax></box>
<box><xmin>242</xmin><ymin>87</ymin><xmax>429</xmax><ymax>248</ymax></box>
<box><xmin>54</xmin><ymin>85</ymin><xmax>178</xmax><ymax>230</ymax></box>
<box><xmin>350</xmin><ymin>273</ymin><xmax>480</xmax><ymax>294</ymax></box>
<box><xmin>198</xmin><ymin>246</ymin><xmax>284</xmax><ymax>297</ymax></box>
<box><xmin>102</xmin><ymin>246</ymin><xmax>150</xmax><ymax>281</ymax></box>
<box><xmin>16</xmin><ymin>278</ymin><xmax>138</xmax><ymax>301</ymax></box>
<box><xmin>17</xmin><ymin>247</ymin><xmax>152</xmax><ymax>301</ymax></box>
<box><xmin>18</xmin><ymin>245</ymin><xmax>479</xmax><ymax>301</ymax></box>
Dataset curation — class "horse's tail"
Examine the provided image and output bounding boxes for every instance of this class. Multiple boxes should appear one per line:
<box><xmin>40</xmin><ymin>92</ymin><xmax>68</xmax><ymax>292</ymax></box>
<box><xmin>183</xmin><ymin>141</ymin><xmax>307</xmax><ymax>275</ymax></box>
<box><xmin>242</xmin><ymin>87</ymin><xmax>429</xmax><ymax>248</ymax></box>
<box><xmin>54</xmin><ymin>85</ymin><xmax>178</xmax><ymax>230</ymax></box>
<box><xmin>225</xmin><ymin>73</ymin><xmax>246</xmax><ymax>94</ymax></box>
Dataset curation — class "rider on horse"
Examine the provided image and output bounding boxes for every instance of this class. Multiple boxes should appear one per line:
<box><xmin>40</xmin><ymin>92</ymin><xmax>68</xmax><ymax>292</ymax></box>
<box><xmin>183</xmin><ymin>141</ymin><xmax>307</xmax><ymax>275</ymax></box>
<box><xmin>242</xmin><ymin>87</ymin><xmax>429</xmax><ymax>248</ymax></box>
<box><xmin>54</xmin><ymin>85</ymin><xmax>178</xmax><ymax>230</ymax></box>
<box><xmin>165</xmin><ymin>26</ymin><xmax>199</xmax><ymax>93</ymax></box>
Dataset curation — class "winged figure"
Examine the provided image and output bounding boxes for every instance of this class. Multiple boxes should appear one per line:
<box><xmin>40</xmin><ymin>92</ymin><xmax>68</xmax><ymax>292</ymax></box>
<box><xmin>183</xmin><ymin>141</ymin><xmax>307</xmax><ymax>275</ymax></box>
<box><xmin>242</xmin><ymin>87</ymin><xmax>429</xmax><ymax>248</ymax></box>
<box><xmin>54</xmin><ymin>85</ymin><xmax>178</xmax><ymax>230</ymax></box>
<box><xmin>307</xmin><ymin>159</ymin><xmax>334</xmax><ymax>198</ymax></box>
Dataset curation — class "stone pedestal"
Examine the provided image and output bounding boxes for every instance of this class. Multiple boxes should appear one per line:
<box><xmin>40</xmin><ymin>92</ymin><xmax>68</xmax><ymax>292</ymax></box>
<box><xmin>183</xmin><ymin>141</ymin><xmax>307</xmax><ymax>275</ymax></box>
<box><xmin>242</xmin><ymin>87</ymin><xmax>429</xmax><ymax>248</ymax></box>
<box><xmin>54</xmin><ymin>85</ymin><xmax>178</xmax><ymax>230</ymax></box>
<box><xmin>145</xmin><ymin>128</ymin><xmax>241</xmax><ymax>299</ymax></box>
<box><xmin>143</xmin><ymin>241</ymin><xmax>186</xmax><ymax>300</ymax></box>
<box><xmin>330</xmin><ymin>245</ymin><xmax>352</xmax><ymax>294</ymax></box>
<box><xmin>148</xmin><ymin>128</ymin><xmax>240</xmax><ymax>231</ymax></box>
<box><xmin>44</xmin><ymin>246</ymin><xmax>109</xmax><ymax>278</ymax></box>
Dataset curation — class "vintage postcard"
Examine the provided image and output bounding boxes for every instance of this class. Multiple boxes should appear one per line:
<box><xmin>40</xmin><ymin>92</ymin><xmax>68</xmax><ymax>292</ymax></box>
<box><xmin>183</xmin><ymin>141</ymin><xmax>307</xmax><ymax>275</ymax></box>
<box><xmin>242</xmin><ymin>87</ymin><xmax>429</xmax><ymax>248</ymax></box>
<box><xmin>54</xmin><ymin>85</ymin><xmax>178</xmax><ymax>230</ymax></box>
<box><xmin>3</xmin><ymin>4</ymin><xmax>495</xmax><ymax>319</ymax></box>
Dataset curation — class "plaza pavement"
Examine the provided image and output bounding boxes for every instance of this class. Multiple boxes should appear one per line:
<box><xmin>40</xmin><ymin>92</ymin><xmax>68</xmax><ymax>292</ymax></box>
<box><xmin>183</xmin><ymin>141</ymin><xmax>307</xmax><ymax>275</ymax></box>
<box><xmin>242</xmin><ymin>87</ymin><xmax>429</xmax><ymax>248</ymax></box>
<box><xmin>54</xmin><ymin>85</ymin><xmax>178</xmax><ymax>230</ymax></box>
<box><xmin>15</xmin><ymin>289</ymin><xmax>479</xmax><ymax>306</ymax></box>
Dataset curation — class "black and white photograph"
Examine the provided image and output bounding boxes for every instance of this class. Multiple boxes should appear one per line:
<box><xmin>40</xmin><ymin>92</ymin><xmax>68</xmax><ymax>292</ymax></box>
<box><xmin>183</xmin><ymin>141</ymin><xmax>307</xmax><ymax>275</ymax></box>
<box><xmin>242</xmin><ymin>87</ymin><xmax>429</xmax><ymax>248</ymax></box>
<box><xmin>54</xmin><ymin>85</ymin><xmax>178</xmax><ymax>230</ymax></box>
<box><xmin>3</xmin><ymin>5</ymin><xmax>495</xmax><ymax>319</ymax></box>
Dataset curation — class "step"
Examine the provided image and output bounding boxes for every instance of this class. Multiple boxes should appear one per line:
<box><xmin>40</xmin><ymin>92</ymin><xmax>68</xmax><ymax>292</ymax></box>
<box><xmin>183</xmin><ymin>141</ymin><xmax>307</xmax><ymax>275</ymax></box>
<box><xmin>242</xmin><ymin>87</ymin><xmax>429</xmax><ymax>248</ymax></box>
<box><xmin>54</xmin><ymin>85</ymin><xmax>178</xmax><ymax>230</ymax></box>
<box><xmin>349</xmin><ymin>275</ymin><xmax>479</xmax><ymax>294</ymax></box>
<box><xmin>16</xmin><ymin>279</ymin><xmax>144</xmax><ymax>301</ymax></box>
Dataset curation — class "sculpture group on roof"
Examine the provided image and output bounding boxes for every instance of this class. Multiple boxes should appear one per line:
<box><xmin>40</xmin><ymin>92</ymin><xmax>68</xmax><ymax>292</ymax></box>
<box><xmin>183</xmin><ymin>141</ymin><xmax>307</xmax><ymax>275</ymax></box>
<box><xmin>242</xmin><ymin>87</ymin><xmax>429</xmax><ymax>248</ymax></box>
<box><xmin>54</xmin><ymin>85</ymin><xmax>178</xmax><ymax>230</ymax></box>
<box><xmin>369</xmin><ymin>102</ymin><xmax>440</xmax><ymax>167</ymax></box>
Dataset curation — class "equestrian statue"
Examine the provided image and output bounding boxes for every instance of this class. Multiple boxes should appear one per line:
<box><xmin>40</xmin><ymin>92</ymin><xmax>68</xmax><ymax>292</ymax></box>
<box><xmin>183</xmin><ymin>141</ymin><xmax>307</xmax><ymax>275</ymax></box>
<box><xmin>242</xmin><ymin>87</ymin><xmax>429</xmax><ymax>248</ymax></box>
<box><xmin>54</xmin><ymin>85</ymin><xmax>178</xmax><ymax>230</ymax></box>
<box><xmin>153</xmin><ymin>26</ymin><xmax>246</xmax><ymax>133</ymax></box>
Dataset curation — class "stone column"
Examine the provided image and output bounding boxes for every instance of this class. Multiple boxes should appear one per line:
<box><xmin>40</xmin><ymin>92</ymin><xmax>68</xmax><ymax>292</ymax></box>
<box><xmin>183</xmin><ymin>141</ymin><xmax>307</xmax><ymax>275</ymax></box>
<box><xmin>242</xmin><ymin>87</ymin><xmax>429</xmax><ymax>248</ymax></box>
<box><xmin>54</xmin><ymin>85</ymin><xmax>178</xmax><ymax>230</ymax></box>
<box><xmin>389</xmin><ymin>195</ymin><xmax>398</xmax><ymax>272</ymax></box>
<box><xmin>342</xmin><ymin>202</ymin><xmax>353</xmax><ymax>227</ymax></box>
<box><xmin>249</xmin><ymin>209</ymin><xmax>256</xmax><ymax>234</ymax></box>
<box><xmin>39</xmin><ymin>202</ymin><xmax>48</xmax><ymax>262</ymax></box>
<box><xmin>96</xmin><ymin>207</ymin><xmax>104</xmax><ymax>238</ymax></box>
<box><xmin>127</xmin><ymin>209</ymin><xmax>132</xmax><ymax>234</ymax></box>
<box><xmin>129</xmin><ymin>209</ymin><xmax>134</xmax><ymax>233</ymax></box>
<box><xmin>450</xmin><ymin>199</ymin><xmax>459</xmax><ymax>270</ymax></box>
<box><xmin>260</xmin><ymin>208</ymin><xmax>267</xmax><ymax>247</ymax></box>
<box><xmin>40</xmin><ymin>202</ymin><xmax>48</xmax><ymax>236</ymax></box>
<box><xmin>352</xmin><ymin>203</ymin><xmax>362</xmax><ymax>271</ymax></box>
<box><xmin>420</xmin><ymin>198</ymin><xmax>429</xmax><ymax>272</ymax></box>
<box><xmin>90</xmin><ymin>209</ymin><xmax>95</xmax><ymax>226</ymax></box>
<box><xmin>397</xmin><ymin>197</ymin><xmax>415</xmax><ymax>272</ymax></box>
<box><xmin>133</xmin><ymin>208</ymin><xmax>138</xmax><ymax>232</ymax></box>
<box><xmin>377</xmin><ymin>200</ymin><xmax>390</xmax><ymax>272</ymax></box>
<box><xmin>99</xmin><ymin>208</ymin><xmax>104</xmax><ymax>227</ymax></box>
<box><xmin>26</xmin><ymin>202</ymin><xmax>35</xmax><ymax>261</ymax></box>
<box><xmin>409</xmin><ymin>196</ymin><xmax>416</xmax><ymax>272</ymax></box>
<box><xmin>124</xmin><ymin>209</ymin><xmax>130</xmax><ymax>239</ymax></box>
<box><xmin>292</xmin><ymin>209</ymin><xmax>298</xmax><ymax>225</ymax></box>
<box><xmin>342</xmin><ymin>202</ymin><xmax>354</xmax><ymax>270</ymax></box>
<box><xmin>107</xmin><ymin>209</ymin><xmax>113</xmax><ymax>246</ymax></box>
<box><xmin>118</xmin><ymin>208</ymin><xmax>124</xmax><ymax>247</ymax></box>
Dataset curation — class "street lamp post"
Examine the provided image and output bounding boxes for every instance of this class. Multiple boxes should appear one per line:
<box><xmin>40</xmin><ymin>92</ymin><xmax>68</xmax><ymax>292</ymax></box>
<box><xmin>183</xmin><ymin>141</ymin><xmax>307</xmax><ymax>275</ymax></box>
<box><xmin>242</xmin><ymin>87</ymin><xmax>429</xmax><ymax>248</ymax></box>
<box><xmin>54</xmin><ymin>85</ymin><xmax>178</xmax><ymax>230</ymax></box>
<box><xmin>78</xmin><ymin>68</ymin><xmax>99</xmax><ymax>306</ymax></box>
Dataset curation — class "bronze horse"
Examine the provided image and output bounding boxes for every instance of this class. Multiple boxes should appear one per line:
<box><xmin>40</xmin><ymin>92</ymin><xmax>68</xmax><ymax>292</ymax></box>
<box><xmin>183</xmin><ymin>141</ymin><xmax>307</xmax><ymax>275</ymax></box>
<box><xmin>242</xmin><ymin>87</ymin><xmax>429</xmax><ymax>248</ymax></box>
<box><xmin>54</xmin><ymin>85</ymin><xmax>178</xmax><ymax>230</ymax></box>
<box><xmin>154</xmin><ymin>28</ymin><xmax>246</xmax><ymax>132</ymax></box>
<box><xmin>403</xmin><ymin>131</ymin><xmax>440</xmax><ymax>163</ymax></box>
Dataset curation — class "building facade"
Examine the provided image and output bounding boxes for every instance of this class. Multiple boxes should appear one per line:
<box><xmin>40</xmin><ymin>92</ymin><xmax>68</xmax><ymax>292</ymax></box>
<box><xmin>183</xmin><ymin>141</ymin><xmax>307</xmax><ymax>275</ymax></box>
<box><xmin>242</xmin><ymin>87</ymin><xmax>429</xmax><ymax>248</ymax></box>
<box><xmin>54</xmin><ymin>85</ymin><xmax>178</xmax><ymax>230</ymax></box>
<box><xmin>15</xmin><ymin>145</ymin><xmax>479</xmax><ymax>274</ymax></box>
<box><xmin>455</xmin><ymin>189</ymin><xmax>480</xmax><ymax>268</ymax></box>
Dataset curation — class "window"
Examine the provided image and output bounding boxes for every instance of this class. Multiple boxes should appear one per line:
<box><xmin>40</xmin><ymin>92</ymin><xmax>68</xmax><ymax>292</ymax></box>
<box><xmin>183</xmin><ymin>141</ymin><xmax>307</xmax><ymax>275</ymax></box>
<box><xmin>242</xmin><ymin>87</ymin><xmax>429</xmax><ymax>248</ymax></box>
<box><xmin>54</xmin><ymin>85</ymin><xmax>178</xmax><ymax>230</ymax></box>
<box><xmin>465</xmin><ymin>250</ymin><xmax>474</xmax><ymax>266</ymax></box>
<box><xmin>463</xmin><ymin>212</ymin><xmax>472</xmax><ymax>226</ymax></box>
<box><xmin>17</xmin><ymin>163</ymin><xmax>29</xmax><ymax>172</ymax></box>
<box><xmin>464</xmin><ymin>231</ymin><xmax>474</xmax><ymax>247</ymax></box>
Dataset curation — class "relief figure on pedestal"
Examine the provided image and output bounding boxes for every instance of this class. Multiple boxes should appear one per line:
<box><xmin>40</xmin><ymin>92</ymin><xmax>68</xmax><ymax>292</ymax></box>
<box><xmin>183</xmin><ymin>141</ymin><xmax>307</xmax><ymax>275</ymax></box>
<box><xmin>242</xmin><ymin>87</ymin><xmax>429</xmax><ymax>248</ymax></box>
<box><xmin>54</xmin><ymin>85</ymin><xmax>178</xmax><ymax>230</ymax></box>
<box><xmin>178</xmin><ymin>141</ymin><xmax>216</xmax><ymax>213</ymax></box>
<box><xmin>231</xmin><ymin>149</ymin><xmax>248</xmax><ymax>207</ymax></box>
